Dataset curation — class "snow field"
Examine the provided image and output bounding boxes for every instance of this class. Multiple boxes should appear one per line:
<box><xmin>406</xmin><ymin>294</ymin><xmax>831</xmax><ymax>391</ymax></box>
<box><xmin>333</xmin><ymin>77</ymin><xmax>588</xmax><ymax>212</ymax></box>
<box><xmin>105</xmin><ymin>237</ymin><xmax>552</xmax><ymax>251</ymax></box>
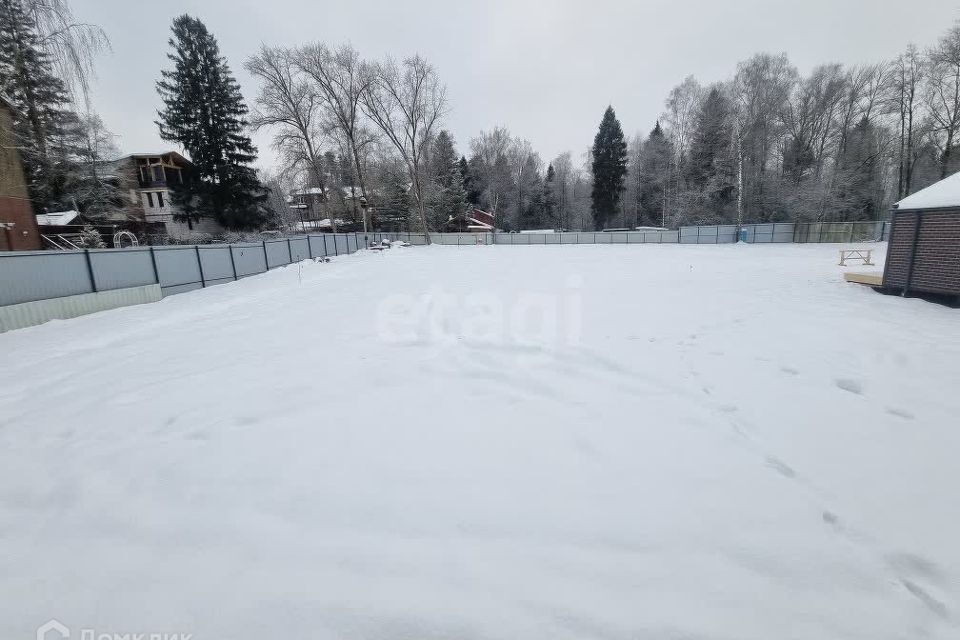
<box><xmin>1</xmin><ymin>242</ymin><xmax>958</xmax><ymax>640</ymax></box>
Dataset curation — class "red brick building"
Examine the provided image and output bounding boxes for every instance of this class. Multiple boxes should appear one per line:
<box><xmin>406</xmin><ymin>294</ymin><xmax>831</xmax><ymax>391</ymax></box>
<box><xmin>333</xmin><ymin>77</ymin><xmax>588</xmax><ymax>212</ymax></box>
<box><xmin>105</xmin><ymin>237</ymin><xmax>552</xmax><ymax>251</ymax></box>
<box><xmin>0</xmin><ymin>94</ymin><xmax>40</xmax><ymax>251</ymax></box>
<box><xmin>883</xmin><ymin>171</ymin><xmax>960</xmax><ymax>301</ymax></box>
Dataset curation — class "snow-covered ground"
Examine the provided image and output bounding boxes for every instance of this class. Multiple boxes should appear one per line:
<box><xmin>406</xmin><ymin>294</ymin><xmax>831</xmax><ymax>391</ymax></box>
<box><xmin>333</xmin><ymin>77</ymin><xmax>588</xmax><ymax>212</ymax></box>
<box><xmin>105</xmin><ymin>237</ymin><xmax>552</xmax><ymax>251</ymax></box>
<box><xmin>1</xmin><ymin>243</ymin><xmax>958</xmax><ymax>640</ymax></box>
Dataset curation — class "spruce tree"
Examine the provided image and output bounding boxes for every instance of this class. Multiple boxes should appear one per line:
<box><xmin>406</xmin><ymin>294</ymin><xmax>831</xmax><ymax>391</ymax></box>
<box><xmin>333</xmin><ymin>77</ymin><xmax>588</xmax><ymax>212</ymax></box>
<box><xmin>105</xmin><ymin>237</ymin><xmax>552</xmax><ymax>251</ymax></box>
<box><xmin>543</xmin><ymin>163</ymin><xmax>557</xmax><ymax>228</ymax></box>
<box><xmin>384</xmin><ymin>181</ymin><xmax>410</xmax><ymax>231</ymax></box>
<box><xmin>156</xmin><ymin>14</ymin><xmax>266</xmax><ymax>230</ymax></box>
<box><xmin>428</xmin><ymin>130</ymin><xmax>468</xmax><ymax>228</ymax></box>
<box><xmin>0</xmin><ymin>0</ymin><xmax>84</xmax><ymax>212</ymax></box>
<box><xmin>834</xmin><ymin>117</ymin><xmax>882</xmax><ymax>221</ymax></box>
<box><xmin>590</xmin><ymin>105</ymin><xmax>628</xmax><ymax>230</ymax></box>
<box><xmin>685</xmin><ymin>87</ymin><xmax>736</xmax><ymax>221</ymax></box>
<box><xmin>638</xmin><ymin>121</ymin><xmax>674</xmax><ymax>227</ymax></box>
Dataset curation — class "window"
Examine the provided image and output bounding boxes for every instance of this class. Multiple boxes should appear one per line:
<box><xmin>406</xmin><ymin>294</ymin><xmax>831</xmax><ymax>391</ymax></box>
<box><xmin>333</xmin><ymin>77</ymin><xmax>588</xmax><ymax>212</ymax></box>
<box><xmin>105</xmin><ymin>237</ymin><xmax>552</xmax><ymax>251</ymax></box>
<box><xmin>153</xmin><ymin>165</ymin><xmax>164</xmax><ymax>182</ymax></box>
<box><xmin>157</xmin><ymin>192</ymin><xmax>164</xmax><ymax>208</ymax></box>
<box><xmin>146</xmin><ymin>192</ymin><xmax>154</xmax><ymax>208</ymax></box>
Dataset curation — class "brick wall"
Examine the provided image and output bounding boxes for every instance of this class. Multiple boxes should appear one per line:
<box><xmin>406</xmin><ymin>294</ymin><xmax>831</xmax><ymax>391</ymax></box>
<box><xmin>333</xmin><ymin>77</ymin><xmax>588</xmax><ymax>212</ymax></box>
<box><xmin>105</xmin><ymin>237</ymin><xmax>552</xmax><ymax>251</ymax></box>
<box><xmin>0</xmin><ymin>101</ymin><xmax>40</xmax><ymax>251</ymax></box>
<box><xmin>883</xmin><ymin>209</ymin><xmax>960</xmax><ymax>296</ymax></box>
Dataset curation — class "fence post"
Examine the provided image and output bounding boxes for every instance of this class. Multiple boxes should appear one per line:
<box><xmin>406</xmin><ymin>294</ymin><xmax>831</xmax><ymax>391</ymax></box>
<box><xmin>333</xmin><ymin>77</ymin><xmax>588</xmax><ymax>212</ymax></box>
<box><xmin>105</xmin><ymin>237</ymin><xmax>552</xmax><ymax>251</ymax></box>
<box><xmin>287</xmin><ymin>238</ymin><xmax>293</xmax><ymax>263</ymax></box>
<box><xmin>848</xmin><ymin>222</ymin><xmax>854</xmax><ymax>243</ymax></box>
<box><xmin>195</xmin><ymin>245</ymin><xmax>206</xmax><ymax>287</ymax></box>
<box><xmin>322</xmin><ymin>234</ymin><xmax>328</xmax><ymax>256</ymax></box>
<box><xmin>229</xmin><ymin>245</ymin><xmax>238</xmax><ymax>281</ymax></box>
<box><xmin>84</xmin><ymin>249</ymin><xmax>98</xmax><ymax>292</ymax></box>
<box><xmin>149</xmin><ymin>246</ymin><xmax>160</xmax><ymax>284</ymax></box>
<box><xmin>307</xmin><ymin>235</ymin><xmax>314</xmax><ymax>258</ymax></box>
<box><xmin>262</xmin><ymin>240</ymin><xmax>269</xmax><ymax>271</ymax></box>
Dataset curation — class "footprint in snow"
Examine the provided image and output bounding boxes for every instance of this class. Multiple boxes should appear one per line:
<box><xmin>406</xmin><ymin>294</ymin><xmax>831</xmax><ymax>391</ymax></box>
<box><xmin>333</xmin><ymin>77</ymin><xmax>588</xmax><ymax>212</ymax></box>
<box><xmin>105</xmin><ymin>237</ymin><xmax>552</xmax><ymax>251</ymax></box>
<box><xmin>886</xmin><ymin>407</ymin><xmax>915</xmax><ymax>420</ymax></box>
<box><xmin>780</xmin><ymin>366</ymin><xmax>799</xmax><ymax>376</ymax></box>
<box><xmin>822</xmin><ymin>510</ymin><xmax>842</xmax><ymax>529</ymax></box>
<box><xmin>765</xmin><ymin>456</ymin><xmax>797</xmax><ymax>479</ymax></box>
<box><xmin>834</xmin><ymin>378</ymin><xmax>863</xmax><ymax>395</ymax></box>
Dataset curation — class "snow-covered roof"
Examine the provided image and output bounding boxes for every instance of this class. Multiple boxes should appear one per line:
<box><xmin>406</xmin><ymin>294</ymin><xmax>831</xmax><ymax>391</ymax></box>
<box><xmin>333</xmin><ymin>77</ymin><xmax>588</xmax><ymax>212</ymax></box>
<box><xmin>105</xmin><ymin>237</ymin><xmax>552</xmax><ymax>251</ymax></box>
<box><xmin>35</xmin><ymin>210</ymin><xmax>80</xmax><ymax>226</ymax></box>
<box><xmin>895</xmin><ymin>171</ymin><xmax>960</xmax><ymax>211</ymax></box>
<box><xmin>465</xmin><ymin>216</ymin><xmax>493</xmax><ymax>230</ymax></box>
<box><xmin>291</xmin><ymin>187</ymin><xmax>326</xmax><ymax>196</ymax></box>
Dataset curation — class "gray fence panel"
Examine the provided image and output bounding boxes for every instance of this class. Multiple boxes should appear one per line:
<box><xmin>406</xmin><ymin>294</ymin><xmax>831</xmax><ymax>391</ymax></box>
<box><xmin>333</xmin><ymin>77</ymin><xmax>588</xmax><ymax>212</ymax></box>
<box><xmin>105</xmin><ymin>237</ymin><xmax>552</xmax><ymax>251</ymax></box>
<box><xmin>162</xmin><ymin>282</ymin><xmax>204</xmax><ymax>296</ymax></box>
<box><xmin>289</xmin><ymin>237</ymin><xmax>310</xmax><ymax>262</ymax></box>
<box><xmin>544</xmin><ymin>233</ymin><xmax>560</xmax><ymax>244</ymax></box>
<box><xmin>0</xmin><ymin>252</ymin><xmax>92</xmax><ymax>305</ymax></box>
<box><xmin>717</xmin><ymin>225</ymin><xmax>738</xmax><ymax>243</ymax></box>
<box><xmin>232</xmin><ymin>244</ymin><xmax>266</xmax><ymax>277</ymax></box>
<box><xmin>679</xmin><ymin>227</ymin><xmax>699</xmax><ymax>244</ymax></box>
<box><xmin>335</xmin><ymin>234</ymin><xmax>348</xmax><ymax>254</ymax></box>
<box><xmin>155</xmin><ymin>246</ymin><xmax>202</xmax><ymax>290</ymax></box>
<box><xmin>88</xmin><ymin>249</ymin><xmax>157</xmax><ymax>291</ymax></box>
<box><xmin>319</xmin><ymin>234</ymin><xmax>332</xmax><ymax>256</ymax></box>
<box><xmin>265</xmin><ymin>240</ymin><xmax>289</xmax><ymax>268</ymax></box>
<box><xmin>197</xmin><ymin>246</ymin><xmax>235</xmax><ymax>284</ymax></box>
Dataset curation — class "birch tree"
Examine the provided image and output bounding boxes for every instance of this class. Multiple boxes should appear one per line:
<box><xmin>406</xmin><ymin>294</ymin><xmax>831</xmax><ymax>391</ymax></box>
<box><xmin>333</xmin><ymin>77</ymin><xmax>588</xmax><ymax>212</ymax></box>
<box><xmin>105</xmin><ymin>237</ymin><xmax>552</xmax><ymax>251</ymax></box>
<box><xmin>24</xmin><ymin>0</ymin><xmax>108</xmax><ymax>103</ymax></box>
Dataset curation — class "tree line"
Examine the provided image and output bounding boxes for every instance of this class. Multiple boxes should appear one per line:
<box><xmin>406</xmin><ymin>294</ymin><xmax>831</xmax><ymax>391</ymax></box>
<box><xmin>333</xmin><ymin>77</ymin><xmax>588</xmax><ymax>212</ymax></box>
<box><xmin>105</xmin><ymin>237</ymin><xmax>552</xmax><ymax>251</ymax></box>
<box><xmin>3</xmin><ymin>0</ymin><xmax>959</xmax><ymax>237</ymax></box>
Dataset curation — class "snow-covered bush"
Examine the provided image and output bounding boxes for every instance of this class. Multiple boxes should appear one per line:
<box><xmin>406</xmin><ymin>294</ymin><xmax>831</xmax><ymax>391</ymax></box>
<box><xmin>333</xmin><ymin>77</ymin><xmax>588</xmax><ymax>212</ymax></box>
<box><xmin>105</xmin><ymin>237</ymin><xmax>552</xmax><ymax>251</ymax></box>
<box><xmin>77</xmin><ymin>226</ymin><xmax>106</xmax><ymax>248</ymax></box>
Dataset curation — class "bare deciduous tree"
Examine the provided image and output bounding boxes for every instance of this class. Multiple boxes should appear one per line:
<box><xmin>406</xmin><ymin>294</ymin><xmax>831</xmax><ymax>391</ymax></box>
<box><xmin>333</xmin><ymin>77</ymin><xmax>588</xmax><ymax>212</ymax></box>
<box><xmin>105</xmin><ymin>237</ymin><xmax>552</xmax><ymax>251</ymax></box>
<box><xmin>245</xmin><ymin>45</ymin><xmax>326</xmax><ymax>220</ymax></box>
<box><xmin>361</xmin><ymin>55</ymin><xmax>446</xmax><ymax>242</ymax></box>
<box><xmin>295</xmin><ymin>43</ymin><xmax>377</xmax><ymax>231</ymax></box>
<box><xmin>925</xmin><ymin>22</ymin><xmax>960</xmax><ymax>179</ymax></box>
<box><xmin>892</xmin><ymin>46</ymin><xmax>925</xmax><ymax>197</ymax></box>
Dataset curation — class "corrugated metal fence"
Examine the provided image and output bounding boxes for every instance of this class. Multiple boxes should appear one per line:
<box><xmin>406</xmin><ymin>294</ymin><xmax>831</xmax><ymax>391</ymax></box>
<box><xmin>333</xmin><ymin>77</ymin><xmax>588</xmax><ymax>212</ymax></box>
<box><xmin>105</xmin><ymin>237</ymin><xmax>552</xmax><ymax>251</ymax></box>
<box><xmin>0</xmin><ymin>222</ymin><xmax>891</xmax><ymax>308</ymax></box>
<box><xmin>1</xmin><ymin>232</ymin><xmax>407</xmax><ymax>307</ymax></box>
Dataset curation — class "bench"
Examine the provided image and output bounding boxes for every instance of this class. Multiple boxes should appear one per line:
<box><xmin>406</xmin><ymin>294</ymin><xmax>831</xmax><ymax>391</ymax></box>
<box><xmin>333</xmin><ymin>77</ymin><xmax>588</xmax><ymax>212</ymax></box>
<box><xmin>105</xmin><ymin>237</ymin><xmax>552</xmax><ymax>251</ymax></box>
<box><xmin>839</xmin><ymin>249</ymin><xmax>874</xmax><ymax>266</ymax></box>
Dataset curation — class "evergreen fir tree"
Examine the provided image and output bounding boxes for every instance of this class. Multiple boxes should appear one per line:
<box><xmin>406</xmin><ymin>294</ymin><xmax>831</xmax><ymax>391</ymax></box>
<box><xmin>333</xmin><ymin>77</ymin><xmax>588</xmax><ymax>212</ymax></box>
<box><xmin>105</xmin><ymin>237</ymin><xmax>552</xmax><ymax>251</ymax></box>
<box><xmin>834</xmin><ymin>117</ymin><xmax>882</xmax><ymax>221</ymax></box>
<box><xmin>684</xmin><ymin>87</ymin><xmax>736</xmax><ymax>222</ymax></box>
<box><xmin>384</xmin><ymin>181</ymin><xmax>410</xmax><ymax>231</ymax></box>
<box><xmin>543</xmin><ymin>163</ymin><xmax>557</xmax><ymax>228</ymax></box>
<box><xmin>590</xmin><ymin>105</ymin><xmax>628</xmax><ymax>230</ymax></box>
<box><xmin>459</xmin><ymin>156</ymin><xmax>478</xmax><ymax>204</ymax></box>
<box><xmin>428</xmin><ymin>130</ymin><xmax>468</xmax><ymax>228</ymax></box>
<box><xmin>464</xmin><ymin>155</ymin><xmax>484</xmax><ymax>205</ymax></box>
<box><xmin>638</xmin><ymin>121</ymin><xmax>674</xmax><ymax>227</ymax></box>
<box><xmin>0</xmin><ymin>0</ymin><xmax>85</xmax><ymax>212</ymax></box>
<box><xmin>156</xmin><ymin>14</ymin><xmax>267</xmax><ymax>230</ymax></box>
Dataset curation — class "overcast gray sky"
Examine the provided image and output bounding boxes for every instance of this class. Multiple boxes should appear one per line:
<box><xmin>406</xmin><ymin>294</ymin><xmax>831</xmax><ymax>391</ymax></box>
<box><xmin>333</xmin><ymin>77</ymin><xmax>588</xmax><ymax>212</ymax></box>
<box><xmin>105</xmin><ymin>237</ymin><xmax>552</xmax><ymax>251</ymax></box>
<box><xmin>76</xmin><ymin>0</ymin><xmax>958</xmax><ymax>170</ymax></box>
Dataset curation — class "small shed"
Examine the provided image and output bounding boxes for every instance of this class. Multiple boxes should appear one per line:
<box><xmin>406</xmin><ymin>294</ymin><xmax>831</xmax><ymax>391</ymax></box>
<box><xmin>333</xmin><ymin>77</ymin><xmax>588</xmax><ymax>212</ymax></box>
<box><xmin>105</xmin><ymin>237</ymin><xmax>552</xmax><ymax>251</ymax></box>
<box><xmin>883</xmin><ymin>172</ymin><xmax>960</xmax><ymax>301</ymax></box>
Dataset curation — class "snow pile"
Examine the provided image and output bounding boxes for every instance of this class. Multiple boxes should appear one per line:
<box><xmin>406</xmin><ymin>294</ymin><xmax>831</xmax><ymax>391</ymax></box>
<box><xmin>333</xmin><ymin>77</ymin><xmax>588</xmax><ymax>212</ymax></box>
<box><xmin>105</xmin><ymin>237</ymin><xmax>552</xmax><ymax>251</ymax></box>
<box><xmin>1</xmin><ymin>243</ymin><xmax>958</xmax><ymax>640</ymax></box>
